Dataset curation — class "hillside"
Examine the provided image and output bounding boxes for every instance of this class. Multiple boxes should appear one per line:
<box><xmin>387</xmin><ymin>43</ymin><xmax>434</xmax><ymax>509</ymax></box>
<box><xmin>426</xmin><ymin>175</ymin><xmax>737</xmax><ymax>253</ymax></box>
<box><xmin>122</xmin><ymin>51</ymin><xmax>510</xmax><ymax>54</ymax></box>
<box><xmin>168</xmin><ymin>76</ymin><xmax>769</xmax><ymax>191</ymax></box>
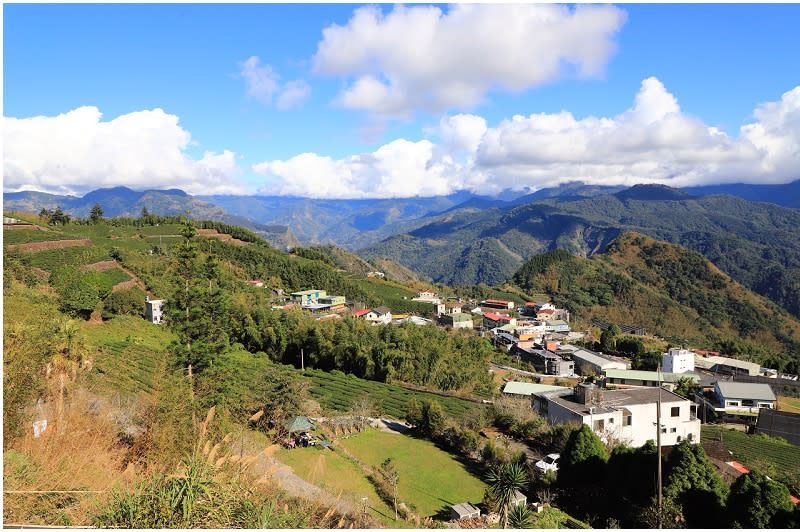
<box><xmin>511</xmin><ymin>232</ymin><xmax>800</xmax><ymax>370</ymax></box>
<box><xmin>360</xmin><ymin>187</ymin><xmax>800</xmax><ymax>320</ymax></box>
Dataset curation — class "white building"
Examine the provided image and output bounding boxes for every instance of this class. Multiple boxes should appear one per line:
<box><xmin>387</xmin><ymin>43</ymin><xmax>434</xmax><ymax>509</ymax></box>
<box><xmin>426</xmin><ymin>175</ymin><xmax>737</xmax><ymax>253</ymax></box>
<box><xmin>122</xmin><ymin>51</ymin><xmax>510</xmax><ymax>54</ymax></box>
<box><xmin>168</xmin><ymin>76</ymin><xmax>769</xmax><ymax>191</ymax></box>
<box><xmin>533</xmin><ymin>383</ymin><xmax>701</xmax><ymax>448</ymax></box>
<box><xmin>662</xmin><ymin>348</ymin><xmax>695</xmax><ymax>373</ymax></box>
<box><xmin>712</xmin><ymin>382</ymin><xmax>777</xmax><ymax>415</ymax></box>
<box><xmin>144</xmin><ymin>297</ymin><xmax>165</xmax><ymax>325</ymax></box>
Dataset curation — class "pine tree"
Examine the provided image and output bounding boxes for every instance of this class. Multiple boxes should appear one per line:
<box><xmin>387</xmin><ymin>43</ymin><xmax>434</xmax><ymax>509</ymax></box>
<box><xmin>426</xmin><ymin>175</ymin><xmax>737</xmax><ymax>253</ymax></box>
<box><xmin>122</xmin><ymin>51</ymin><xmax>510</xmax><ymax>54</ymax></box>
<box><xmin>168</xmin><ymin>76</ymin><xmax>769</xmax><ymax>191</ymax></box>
<box><xmin>89</xmin><ymin>203</ymin><xmax>104</xmax><ymax>223</ymax></box>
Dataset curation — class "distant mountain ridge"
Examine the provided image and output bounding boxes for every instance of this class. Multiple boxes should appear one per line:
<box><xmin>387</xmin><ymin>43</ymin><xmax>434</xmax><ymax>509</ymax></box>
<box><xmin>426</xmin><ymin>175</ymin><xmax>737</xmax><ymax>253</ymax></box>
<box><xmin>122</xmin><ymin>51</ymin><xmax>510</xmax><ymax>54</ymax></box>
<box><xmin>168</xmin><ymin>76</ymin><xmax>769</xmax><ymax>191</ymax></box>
<box><xmin>2</xmin><ymin>186</ymin><xmax>300</xmax><ymax>250</ymax></box>
<box><xmin>360</xmin><ymin>186</ymin><xmax>800</xmax><ymax>320</ymax></box>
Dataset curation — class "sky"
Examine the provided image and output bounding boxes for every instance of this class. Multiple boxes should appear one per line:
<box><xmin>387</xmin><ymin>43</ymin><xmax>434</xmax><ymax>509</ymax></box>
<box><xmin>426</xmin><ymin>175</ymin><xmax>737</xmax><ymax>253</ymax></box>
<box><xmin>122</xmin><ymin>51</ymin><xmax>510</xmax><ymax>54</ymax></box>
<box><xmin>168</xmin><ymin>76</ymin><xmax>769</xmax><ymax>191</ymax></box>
<box><xmin>4</xmin><ymin>2</ymin><xmax>800</xmax><ymax>198</ymax></box>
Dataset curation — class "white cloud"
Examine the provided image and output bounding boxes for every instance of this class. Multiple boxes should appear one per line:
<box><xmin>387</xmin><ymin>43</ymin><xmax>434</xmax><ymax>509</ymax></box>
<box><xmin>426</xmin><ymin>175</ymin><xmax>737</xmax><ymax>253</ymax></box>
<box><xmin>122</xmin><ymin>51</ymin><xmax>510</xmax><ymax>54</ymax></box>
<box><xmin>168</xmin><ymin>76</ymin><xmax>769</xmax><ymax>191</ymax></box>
<box><xmin>277</xmin><ymin>80</ymin><xmax>312</xmax><ymax>110</ymax></box>
<box><xmin>3</xmin><ymin>106</ymin><xmax>244</xmax><ymax>195</ymax></box>
<box><xmin>313</xmin><ymin>4</ymin><xmax>627</xmax><ymax>118</ymax></box>
<box><xmin>239</xmin><ymin>56</ymin><xmax>311</xmax><ymax>110</ymax></box>
<box><xmin>252</xmin><ymin>79</ymin><xmax>800</xmax><ymax>198</ymax></box>
<box><xmin>472</xmin><ymin>77</ymin><xmax>793</xmax><ymax>192</ymax></box>
<box><xmin>253</xmin><ymin>138</ymin><xmax>466</xmax><ymax>199</ymax></box>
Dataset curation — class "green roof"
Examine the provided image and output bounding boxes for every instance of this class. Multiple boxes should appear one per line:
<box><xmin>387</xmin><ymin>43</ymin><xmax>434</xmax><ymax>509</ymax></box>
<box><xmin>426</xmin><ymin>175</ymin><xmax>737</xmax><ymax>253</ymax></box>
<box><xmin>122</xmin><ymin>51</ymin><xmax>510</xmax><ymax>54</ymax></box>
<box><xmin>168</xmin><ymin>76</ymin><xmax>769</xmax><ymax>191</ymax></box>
<box><xmin>502</xmin><ymin>381</ymin><xmax>570</xmax><ymax>396</ymax></box>
<box><xmin>604</xmin><ymin>369</ymin><xmax>699</xmax><ymax>383</ymax></box>
<box><xmin>285</xmin><ymin>415</ymin><xmax>315</xmax><ymax>433</ymax></box>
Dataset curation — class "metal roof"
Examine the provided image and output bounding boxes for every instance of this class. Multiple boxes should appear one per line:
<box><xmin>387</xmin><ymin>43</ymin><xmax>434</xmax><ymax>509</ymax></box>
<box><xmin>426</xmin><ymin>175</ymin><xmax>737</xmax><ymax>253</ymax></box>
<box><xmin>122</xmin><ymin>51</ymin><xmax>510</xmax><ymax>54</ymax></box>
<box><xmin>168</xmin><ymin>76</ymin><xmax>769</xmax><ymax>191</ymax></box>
<box><xmin>569</xmin><ymin>348</ymin><xmax>627</xmax><ymax>370</ymax></box>
<box><xmin>503</xmin><ymin>381</ymin><xmax>570</xmax><ymax>396</ymax></box>
<box><xmin>604</xmin><ymin>369</ymin><xmax>700</xmax><ymax>383</ymax></box>
<box><xmin>715</xmin><ymin>381</ymin><xmax>776</xmax><ymax>401</ymax></box>
<box><xmin>695</xmin><ymin>356</ymin><xmax>760</xmax><ymax>374</ymax></box>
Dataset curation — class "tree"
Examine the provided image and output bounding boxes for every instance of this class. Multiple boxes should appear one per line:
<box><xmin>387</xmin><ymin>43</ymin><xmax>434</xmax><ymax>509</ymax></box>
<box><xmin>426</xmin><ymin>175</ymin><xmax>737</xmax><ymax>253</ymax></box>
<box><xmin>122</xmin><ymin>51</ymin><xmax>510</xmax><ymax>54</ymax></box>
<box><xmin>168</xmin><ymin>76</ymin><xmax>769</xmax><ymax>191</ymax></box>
<box><xmin>50</xmin><ymin>267</ymin><xmax>112</xmax><ymax>318</ymax></box>
<box><xmin>89</xmin><ymin>203</ymin><xmax>104</xmax><ymax>223</ymax></box>
<box><xmin>672</xmin><ymin>376</ymin><xmax>699</xmax><ymax>400</ymax></box>
<box><xmin>49</xmin><ymin>206</ymin><xmax>70</xmax><ymax>225</ymax></box>
<box><xmin>558</xmin><ymin>424</ymin><xmax>609</xmax><ymax>520</ymax></box>
<box><xmin>103</xmin><ymin>287</ymin><xmax>145</xmax><ymax>318</ymax></box>
<box><xmin>486</xmin><ymin>461</ymin><xmax>529</xmax><ymax>529</ymax></box>
<box><xmin>662</xmin><ymin>440</ymin><xmax>727</xmax><ymax>527</ymax></box>
<box><xmin>727</xmin><ymin>470</ymin><xmax>793</xmax><ymax>528</ymax></box>
<box><xmin>380</xmin><ymin>458</ymin><xmax>400</xmax><ymax>520</ymax></box>
<box><xmin>599</xmin><ymin>324</ymin><xmax>621</xmax><ymax>353</ymax></box>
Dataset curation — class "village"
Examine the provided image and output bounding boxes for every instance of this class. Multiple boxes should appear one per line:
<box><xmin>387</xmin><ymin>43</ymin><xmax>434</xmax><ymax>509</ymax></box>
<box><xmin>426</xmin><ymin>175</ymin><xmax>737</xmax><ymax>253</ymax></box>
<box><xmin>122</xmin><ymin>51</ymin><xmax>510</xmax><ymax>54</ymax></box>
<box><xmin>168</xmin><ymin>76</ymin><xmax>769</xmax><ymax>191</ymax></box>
<box><xmin>153</xmin><ymin>281</ymin><xmax>799</xmax><ymax>525</ymax></box>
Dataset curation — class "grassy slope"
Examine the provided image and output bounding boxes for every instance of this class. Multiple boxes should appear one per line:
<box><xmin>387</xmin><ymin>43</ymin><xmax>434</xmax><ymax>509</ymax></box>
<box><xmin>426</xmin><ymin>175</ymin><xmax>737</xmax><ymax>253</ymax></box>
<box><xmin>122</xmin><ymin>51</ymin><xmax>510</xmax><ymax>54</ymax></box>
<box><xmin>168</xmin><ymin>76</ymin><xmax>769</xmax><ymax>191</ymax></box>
<box><xmin>338</xmin><ymin>430</ymin><xmax>488</xmax><ymax>518</ymax></box>
<box><xmin>276</xmin><ymin>446</ymin><xmax>399</xmax><ymax>525</ymax></box>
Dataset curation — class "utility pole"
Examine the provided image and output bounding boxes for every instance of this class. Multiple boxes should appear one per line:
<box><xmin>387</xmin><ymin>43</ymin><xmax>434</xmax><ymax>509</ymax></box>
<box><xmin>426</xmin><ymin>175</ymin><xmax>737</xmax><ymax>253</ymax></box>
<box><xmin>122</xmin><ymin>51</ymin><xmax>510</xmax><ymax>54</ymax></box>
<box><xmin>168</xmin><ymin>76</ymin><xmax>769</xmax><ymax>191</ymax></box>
<box><xmin>301</xmin><ymin>348</ymin><xmax>305</xmax><ymax>371</ymax></box>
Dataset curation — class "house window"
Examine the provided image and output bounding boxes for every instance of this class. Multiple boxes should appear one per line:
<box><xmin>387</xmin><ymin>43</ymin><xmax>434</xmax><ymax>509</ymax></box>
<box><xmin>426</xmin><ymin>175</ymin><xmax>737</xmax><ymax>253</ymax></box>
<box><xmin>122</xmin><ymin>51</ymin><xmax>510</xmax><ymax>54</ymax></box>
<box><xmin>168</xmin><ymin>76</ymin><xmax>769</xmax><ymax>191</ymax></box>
<box><xmin>593</xmin><ymin>419</ymin><xmax>605</xmax><ymax>431</ymax></box>
<box><xmin>671</xmin><ymin>407</ymin><xmax>680</xmax><ymax>417</ymax></box>
<box><xmin>609</xmin><ymin>417</ymin><xmax>614</xmax><ymax>424</ymax></box>
<box><xmin>670</xmin><ymin>427</ymin><xmax>677</xmax><ymax>433</ymax></box>
<box><xmin>687</xmin><ymin>433</ymin><xmax>694</xmax><ymax>441</ymax></box>
<box><xmin>623</xmin><ymin>415</ymin><xmax>632</xmax><ymax>426</ymax></box>
<box><xmin>661</xmin><ymin>427</ymin><xmax>667</xmax><ymax>434</ymax></box>
<box><xmin>677</xmin><ymin>435</ymin><xmax>682</xmax><ymax>443</ymax></box>
<box><xmin>620</xmin><ymin>379</ymin><xmax>626</xmax><ymax>384</ymax></box>
<box><xmin>728</xmin><ymin>401</ymin><xmax>740</xmax><ymax>407</ymax></box>
<box><xmin>742</xmin><ymin>399</ymin><xmax>754</xmax><ymax>407</ymax></box>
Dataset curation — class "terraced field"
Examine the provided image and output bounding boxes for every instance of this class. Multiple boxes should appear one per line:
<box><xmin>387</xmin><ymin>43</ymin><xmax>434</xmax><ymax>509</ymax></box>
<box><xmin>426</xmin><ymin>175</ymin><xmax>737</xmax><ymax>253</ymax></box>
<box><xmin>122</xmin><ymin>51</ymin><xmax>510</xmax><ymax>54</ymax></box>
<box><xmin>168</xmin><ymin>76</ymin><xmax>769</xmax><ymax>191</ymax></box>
<box><xmin>304</xmin><ymin>369</ymin><xmax>483</xmax><ymax>420</ymax></box>
<box><xmin>701</xmin><ymin>425</ymin><xmax>800</xmax><ymax>486</ymax></box>
<box><xmin>2</xmin><ymin>228</ymin><xmax>66</xmax><ymax>245</ymax></box>
<box><xmin>86</xmin><ymin>340</ymin><xmax>166</xmax><ymax>398</ymax></box>
<box><xmin>24</xmin><ymin>245</ymin><xmax>112</xmax><ymax>270</ymax></box>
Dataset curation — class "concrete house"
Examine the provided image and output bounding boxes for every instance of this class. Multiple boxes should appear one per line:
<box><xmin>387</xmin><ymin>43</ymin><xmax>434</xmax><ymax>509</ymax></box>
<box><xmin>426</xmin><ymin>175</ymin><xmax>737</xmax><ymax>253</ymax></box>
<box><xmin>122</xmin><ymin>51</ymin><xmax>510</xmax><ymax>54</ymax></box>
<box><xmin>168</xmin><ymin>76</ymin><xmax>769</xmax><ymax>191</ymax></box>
<box><xmin>481</xmin><ymin>298</ymin><xmax>515</xmax><ymax>310</ymax></box>
<box><xmin>502</xmin><ymin>381</ymin><xmax>570</xmax><ymax>399</ymax></box>
<box><xmin>483</xmin><ymin>312</ymin><xmax>517</xmax><ymax>329</ymax></box>
<box><xmin>144</xmin><ymin>297</ymin><xmax>165</xmax><ymax>325</ymax></box>
<box><xmin>512</xmin><ymin>345</ymin><xmax>575</xmax><ymax>376</ymax></box>
<box><xmin>713</xmin><ymin>382</ymin><xmax>777</xmax><ymax>415</ymax></box>
<box><xmin>662</xmin><ymin>348</ymin><xmax>695</xmax><ymax>373</ymax></box>
<box><xmin>533</xmin><ymin>383</ymin><xmax>701</xmax><ymax>448</ymax></box>
<box><xmin>291</xmin><ymin>289</ymin><xmax>327</xmax><ymax>305</ymax></box>
<box><xmin>441</xmin><ymin>312</ymin><xmax>474</xmax><ymax>329</ymax></box>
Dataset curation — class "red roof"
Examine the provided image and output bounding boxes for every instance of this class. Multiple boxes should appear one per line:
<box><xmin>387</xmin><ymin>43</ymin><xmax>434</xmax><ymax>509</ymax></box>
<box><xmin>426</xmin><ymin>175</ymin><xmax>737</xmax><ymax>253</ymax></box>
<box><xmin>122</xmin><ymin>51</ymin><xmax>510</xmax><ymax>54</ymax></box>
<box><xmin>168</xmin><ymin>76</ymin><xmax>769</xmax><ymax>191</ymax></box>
<box><xmin>792</xmin><ymin>495</ymin><xmax>800</xmax><ymax>505</ymax></box>
<box><xmin>484</xmin><ymin>312</ymin><xmax>512</xmax><ymax>322</ymax></box>
<box><xmin>537</xmin><ymin>308</ymin><xmax>555</xmax><ymax>315</ymax></box>
<box><xmin>352</xmin><ymin>309</ymin><xmax>372</xmax><ymax>318</ymax></box>
<box><xmin>525</xmin><ymin>302</ymin><xmax>538</xmax><ymax>307</ymax></box>
<box><xmin>485</xmin><ymin>298</ymin><xmax>511</xmax><ymax>305</ymax></box>
<box><xmin>727</xmin><ymin>461</ymin><xmax>749</xmax><ymax>474</ymax></box>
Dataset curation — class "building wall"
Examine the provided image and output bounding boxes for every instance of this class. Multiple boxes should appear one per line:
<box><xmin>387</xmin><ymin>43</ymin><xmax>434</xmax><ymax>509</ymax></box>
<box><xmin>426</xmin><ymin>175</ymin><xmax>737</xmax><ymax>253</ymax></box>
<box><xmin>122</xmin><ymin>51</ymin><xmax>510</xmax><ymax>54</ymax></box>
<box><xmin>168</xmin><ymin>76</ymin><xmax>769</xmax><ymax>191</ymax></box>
<box><xmin>663</xmin><ymin>348</ymin><xmax>695</xmax><ymax>373</ymax></box>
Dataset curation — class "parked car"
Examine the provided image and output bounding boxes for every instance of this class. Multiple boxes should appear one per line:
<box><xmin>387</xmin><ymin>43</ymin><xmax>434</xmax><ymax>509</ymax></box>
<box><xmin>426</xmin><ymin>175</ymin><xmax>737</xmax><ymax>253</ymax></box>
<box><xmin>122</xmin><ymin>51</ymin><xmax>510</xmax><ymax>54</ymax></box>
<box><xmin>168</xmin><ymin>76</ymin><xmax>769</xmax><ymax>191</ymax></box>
<box><xmin>534</xmin><ymin>453</ymin><xmax>560</xmax><ymax>474</ymax></box>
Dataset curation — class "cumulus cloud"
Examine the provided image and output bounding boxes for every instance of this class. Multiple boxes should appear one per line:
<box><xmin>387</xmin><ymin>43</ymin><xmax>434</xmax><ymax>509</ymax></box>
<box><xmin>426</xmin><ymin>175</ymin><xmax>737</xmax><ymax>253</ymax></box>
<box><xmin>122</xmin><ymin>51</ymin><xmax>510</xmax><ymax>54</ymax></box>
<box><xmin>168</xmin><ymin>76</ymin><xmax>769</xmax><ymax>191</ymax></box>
<box><xmin>252</xmin><ymin>79</ymin><xmax>800</xmax><ymax>198</ymax></box>
<box><xmin>239</xmin><ymin>56</ymin><xmax>311</xmax><ymax>109</ymax></box>
<box><xmin>253</xmin><ymin>138</ymin><xmax>467</xmax><ymax>199</ymax></box>
<box><xmin>3</xmin><ymin>106</ymin><xmax>244</xmax><ymax>195</ymax></box>
<box><xmin>313</xmin><ymin>3</ymin><xmax>627</xmax><ymax>118</ymax></box>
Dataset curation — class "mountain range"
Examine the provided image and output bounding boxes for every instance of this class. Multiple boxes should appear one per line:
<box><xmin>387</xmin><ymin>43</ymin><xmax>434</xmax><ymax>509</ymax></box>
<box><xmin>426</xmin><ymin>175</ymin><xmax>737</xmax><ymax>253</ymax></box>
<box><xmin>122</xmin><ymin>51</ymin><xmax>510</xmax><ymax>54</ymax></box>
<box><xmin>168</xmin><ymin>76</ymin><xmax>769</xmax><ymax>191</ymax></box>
<box><xmin>4</xmin><ymin>180</ymin><xmax>799</xmax><ymax>319</ymax></box>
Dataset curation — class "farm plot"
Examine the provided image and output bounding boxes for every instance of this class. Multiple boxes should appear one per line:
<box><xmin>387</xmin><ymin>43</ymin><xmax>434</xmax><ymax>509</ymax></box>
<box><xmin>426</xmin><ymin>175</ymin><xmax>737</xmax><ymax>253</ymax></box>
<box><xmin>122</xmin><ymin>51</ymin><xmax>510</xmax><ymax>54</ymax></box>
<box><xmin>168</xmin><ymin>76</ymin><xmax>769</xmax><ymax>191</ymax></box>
<box><xmin>86</xmin><ymin>340</ymin><xmax>165</xmax><ymax>398</ymax></box>
<box><xmin>304</xmin><ymin>369</ymin><xmax>482</xmax><ymax>420</ymax></box>
<box><xmin>2</xmin><ymin>228</ymin><xmax>65</xmax><ymax>245</ymax></box>
<box><xmin>24</xmin><ymin>245</ymin><xmax>111</xmax><ymax>271</ymax></box>
<box><xmin>701</xmin><ymin>425</ymin><xmax>800</xmax><ymax>486</ymax></box>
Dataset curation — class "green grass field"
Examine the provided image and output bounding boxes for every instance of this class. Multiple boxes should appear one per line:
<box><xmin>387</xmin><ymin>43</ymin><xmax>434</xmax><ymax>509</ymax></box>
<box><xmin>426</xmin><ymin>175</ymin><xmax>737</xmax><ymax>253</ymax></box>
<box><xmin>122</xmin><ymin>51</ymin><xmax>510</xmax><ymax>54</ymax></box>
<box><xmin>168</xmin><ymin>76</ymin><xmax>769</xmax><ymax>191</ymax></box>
<box><xmin>338</xmin><ymin>430</ymin><xmax>488</xmax><ymax>518</ymax></box>
<box><xmin>99</xmin><ymin>267</ymin><xmax>132</xmax><ymax>286</ymax></box>
<box><xmin>304</xmin><ymin>368</ymin><xmax>484</xmax><ymax>420</ymax></box>
<box><xmin>701</xmin><ymin>425</ymin><xmax>800</xmax><ymax>486</ymax></box>
<box><xmin>276</xmin><ymin>446</ymin><xmax>400</xmax><ymax>526</ymax></box>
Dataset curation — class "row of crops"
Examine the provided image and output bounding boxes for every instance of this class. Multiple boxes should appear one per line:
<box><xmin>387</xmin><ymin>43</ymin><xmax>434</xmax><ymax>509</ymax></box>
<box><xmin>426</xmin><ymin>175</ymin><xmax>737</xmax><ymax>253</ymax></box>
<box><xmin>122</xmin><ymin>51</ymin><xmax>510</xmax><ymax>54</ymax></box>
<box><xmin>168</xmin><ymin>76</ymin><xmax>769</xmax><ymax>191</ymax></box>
<box><xmin>2</xmin><ymin>228</ymin><xmax>67</xmax><ymax>245</ymax></box>
<box><xmin>701</xmin><ymin>425</ymin><xmax>800</xmax><ymax>485</ymax></box>
<box><xmin>87</xmin><ymin>340</ymin><xmax>165</xmax><ymax>398</ymax></box>
<box><xmin>303</xmin><ymin>368</ymin><xmax>483</xmax><ymax>420</ymax></box>
<box><xmin>25</xmin><ymin>246</ymin><xmax>112</xmax><ymax>271</ymax></box>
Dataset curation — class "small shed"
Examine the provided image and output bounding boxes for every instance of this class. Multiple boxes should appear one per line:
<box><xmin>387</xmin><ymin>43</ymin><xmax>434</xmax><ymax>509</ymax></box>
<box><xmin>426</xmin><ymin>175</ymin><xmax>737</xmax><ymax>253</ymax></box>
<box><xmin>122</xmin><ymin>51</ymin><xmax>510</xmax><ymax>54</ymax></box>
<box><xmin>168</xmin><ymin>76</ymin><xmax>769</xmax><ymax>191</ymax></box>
<box><xmin>285</xmin><ymin>415</ymin><xmax>315</xmax><ymax>434</ymax></box>
<box><xmin>450</xmin><ymin>502</ymin><xmax>481</xmax><ymax>520</ymax></box>
<box><xmin>510</xmin><ymin>490</ymin><xmax>527</xmax><ymax>508</ymax></box>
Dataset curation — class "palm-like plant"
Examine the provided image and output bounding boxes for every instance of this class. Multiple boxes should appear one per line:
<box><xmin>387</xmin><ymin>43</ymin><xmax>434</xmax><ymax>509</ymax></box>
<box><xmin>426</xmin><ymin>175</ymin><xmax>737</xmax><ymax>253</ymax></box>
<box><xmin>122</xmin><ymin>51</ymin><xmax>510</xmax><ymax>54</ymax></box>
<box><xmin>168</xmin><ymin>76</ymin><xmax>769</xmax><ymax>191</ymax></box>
<box><xmin>486</xmin><ymin>461</ymin><xmax>529</xmax><ymax>529</ymax></box>
<box><xmin>507</xmin><ymin>503</ymin><xmax>534</xmax><ymax>528</ymax></box>
<box><xmin>48</xmin><ymin>319</ymin><xmax>89</xmax><ymax>424</ymax></box>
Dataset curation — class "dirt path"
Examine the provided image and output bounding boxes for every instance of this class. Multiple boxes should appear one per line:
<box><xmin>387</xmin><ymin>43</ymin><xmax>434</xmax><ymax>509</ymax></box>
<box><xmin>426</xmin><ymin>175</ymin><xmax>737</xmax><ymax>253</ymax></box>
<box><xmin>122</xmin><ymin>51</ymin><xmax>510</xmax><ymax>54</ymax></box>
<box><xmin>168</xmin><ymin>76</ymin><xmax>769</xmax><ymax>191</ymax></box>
<box><xmin>6</xmin><ymin>239</ymin><xmax>91</xmax><ymax>252</ymax></box>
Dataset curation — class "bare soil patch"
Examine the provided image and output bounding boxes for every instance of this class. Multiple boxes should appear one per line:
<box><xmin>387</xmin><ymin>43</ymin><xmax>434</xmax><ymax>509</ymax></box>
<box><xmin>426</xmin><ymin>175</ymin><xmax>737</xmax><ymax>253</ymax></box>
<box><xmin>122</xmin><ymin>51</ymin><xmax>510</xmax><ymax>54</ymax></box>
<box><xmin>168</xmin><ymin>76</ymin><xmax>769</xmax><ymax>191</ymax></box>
<box><xmin>196</xmin><ymin>229</ymin><xmax>249</xmax><ymax>247</ymax></box>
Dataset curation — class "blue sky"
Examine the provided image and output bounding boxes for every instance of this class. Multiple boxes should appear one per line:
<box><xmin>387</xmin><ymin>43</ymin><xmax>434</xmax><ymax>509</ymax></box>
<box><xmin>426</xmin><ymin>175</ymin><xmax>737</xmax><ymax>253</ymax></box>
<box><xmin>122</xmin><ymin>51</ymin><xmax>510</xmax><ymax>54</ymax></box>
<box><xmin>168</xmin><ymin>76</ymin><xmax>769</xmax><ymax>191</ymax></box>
<box><xmin>4</xmin><ymin>3</ymin><xmax>800</xmax><ymax>198</ymax></box>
